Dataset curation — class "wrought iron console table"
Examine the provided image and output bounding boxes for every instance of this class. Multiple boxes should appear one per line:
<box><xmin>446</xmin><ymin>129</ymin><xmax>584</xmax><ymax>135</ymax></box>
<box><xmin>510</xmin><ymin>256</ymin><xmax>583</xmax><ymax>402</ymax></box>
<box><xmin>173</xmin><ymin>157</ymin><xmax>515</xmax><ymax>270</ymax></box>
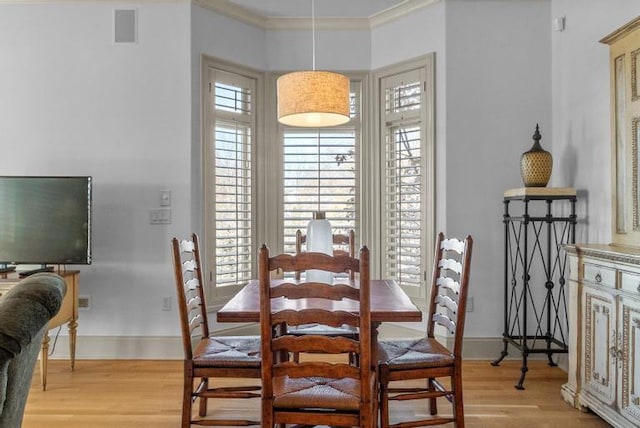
<box><xmin>491</xmin><ymin>187</ymin><xmax>577</xmax><ymax>389</ymax></box>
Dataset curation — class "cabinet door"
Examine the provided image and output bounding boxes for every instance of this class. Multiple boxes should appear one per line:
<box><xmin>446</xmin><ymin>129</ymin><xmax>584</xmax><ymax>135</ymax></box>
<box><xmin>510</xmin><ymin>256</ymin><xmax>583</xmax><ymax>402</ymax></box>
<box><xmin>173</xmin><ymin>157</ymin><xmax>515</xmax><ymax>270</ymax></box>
<box><xmin>619</xmin><ymin>295</ymin><xmax>640</xmax><ymax>424</ymax></box>
<box><xmin>583</xmin><ymin>286</ymin><xmax>617</xmax><ymax>405</ymax></box>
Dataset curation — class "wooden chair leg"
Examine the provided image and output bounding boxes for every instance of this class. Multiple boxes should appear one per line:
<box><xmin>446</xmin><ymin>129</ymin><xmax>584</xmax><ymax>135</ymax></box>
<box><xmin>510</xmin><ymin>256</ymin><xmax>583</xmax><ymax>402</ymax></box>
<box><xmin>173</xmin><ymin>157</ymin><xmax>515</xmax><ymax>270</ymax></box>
<box><xmin>182</xmin><ymin>372</ymin><xmax>194</xmax><ymax>428</ymax></box>
<box><xmin>379</xmin><ymin>379</ymin><xmax>389</xmax><ymax>428</ymax></box>
<box><xmin>262</xmin><ymin>397</ymin><xmax>274</xmax><ymax>428</ymax></box>
<box><xmin>453</xmin><ymin>373</ymin><xmax>465</xmax><ymax>428</ymax></box>
<box><xmin>198</xmin><ymin>377</ymin><xmax>208</xmax><ymax>417</ymax></box>
<box><xmin>428</xmin><ymin>377</ymin><xmax>437</xmax><ymax>416</ymax></box>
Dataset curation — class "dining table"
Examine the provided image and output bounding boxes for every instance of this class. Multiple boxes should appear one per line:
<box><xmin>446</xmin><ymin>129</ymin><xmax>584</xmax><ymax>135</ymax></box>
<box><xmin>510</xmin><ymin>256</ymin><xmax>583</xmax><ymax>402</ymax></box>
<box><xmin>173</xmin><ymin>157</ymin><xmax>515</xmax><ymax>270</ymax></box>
<box><xmin>216</xmin><ymin>278</ymin><xmax>423</xmax><ymax>363</ymax></box>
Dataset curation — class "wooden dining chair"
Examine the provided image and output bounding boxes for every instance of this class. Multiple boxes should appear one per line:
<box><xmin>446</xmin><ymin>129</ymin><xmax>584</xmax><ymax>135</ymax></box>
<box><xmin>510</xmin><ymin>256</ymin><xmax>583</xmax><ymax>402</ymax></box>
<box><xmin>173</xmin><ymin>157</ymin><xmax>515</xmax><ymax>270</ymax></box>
<box><xmin>295</xmin><ymin>228</ymin><xmax>356</xmax><ymax>279</ymax></box>
<box><xmin>291</xmin><ymin>228</ymin><xmax>359</xmax><ymax>363</ymax></box>
<box><xmin>258</xmin><ymin>245</ymin><xmax>377</xmax><ymax>428</ymax></box>
<box><xmin>378</xmin><ymin>232</ymin><xmax>473</xmax><ymax>428</ymax></box>
<box><xmin>171</xmin><ymin>234</ymin><xmax>261</xmax><ymax>427</ymax></box>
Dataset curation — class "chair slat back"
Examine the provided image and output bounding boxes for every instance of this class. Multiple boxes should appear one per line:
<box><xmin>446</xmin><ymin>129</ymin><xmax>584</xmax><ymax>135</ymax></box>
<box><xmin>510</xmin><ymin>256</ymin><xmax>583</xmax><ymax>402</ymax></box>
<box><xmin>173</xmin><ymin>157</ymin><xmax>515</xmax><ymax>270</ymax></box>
<box><xmin>295</xmin><ymin>229</ymin><xmax>356</xmax><ymax>280</ymax></box>
<box><xmin>171</xmin><ymin>233</ymin><xmax>210</xmax><ymax>360</ymax></box>
<box><xmin>426</xmin><ymin>232</ymin><xmax>473</xmax><ymax>358</ymax></box>
<box><xmin>259</xmin><ymin>245</ymin><xmax>371</xmax><ymax>403</ymax></box>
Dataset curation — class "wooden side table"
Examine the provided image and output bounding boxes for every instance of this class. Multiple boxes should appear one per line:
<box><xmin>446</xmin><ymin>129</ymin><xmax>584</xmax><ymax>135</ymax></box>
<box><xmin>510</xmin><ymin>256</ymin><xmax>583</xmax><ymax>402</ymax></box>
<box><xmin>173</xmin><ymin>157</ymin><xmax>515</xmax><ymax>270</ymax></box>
<box><xmin>0</xmin><ymin>270</ymin><xmax>79</xmax><ymax>390</ymax></box>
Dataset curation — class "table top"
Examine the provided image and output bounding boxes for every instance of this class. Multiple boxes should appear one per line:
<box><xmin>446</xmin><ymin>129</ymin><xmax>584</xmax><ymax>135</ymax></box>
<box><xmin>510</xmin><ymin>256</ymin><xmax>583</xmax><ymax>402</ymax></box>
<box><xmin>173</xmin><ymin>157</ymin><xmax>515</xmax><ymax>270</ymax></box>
<box><xmin>217</xmin><ymin>279</ymin><xmax>422</xmax><ymax>324</ymax></box>
<box><xmin>503</xmin><ymin>187</ymin><xmax>577</xmax><ymax>200</ymax></box>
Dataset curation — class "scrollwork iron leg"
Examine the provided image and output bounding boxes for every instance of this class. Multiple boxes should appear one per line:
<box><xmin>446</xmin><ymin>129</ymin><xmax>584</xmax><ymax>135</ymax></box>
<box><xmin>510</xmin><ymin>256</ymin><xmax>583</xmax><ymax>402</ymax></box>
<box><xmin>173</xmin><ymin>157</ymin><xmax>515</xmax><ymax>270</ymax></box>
<box><xmin>516</xmin><ymin>352</ymin><xmax>528</xmax><ymax>390</ymax></box>
<box><xmin>491</xmin><ymin>339</ymin><xmax>509</xmax><ymax>366</ymax></box>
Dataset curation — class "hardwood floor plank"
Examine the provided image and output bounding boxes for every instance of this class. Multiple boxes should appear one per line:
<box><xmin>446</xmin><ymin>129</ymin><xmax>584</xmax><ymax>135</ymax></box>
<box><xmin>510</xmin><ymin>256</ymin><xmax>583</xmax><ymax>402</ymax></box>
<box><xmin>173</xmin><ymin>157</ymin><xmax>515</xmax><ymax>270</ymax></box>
<box><xmin>22</xmin><ymin>359</ymin><xmax>608</xmax><ymax>427</ymax></box>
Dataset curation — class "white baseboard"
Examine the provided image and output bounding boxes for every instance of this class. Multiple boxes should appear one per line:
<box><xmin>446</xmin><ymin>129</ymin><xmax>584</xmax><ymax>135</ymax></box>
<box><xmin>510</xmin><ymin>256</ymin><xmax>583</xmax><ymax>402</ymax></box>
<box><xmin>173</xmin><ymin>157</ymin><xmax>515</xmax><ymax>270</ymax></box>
<box><xmin>47</xmin><ymin>335</ymin><xmax>184</xmax><ymax>360</ymax></box>
<box><xmin>46</xmin><ymin>324</ymin><xmax>567</xmax><ymax>368</ymax></box>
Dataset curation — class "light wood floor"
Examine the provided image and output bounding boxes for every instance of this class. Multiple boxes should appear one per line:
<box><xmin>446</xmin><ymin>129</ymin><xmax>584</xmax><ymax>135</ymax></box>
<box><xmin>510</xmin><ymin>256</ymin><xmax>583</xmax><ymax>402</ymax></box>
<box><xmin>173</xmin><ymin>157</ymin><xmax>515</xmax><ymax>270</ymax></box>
<box><xmin>22</xmin><ymin>359</ymin><xmax>609</xmax><ymax>427</ymax></box>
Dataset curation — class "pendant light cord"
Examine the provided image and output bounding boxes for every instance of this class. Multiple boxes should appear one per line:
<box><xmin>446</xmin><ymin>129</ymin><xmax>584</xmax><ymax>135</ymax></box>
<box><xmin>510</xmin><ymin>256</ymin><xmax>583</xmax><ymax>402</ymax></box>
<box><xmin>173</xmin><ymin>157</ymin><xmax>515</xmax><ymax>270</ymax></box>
<box><xmin>313</xmin><ymin>0</ymin><xmax>319</xmax><ymax>214</ymax></box>
<box><xmin>317</xmin><ymin>131</ymin><xmax>321</xmax><ymax>213</ymax></box>
<box><xmin>312</xmin><ymin>0</ymin><xmax>316</xmax><ymax>71</ymax></box>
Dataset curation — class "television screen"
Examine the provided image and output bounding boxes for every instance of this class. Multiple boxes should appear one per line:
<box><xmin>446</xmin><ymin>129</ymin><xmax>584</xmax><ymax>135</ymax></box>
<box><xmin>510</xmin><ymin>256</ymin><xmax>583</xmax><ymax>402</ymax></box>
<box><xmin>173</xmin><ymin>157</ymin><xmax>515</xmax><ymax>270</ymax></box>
<box><xmin>0</xmin><ymin>176</ymin><xmax>92</xmax><ymax>265</ymax></box>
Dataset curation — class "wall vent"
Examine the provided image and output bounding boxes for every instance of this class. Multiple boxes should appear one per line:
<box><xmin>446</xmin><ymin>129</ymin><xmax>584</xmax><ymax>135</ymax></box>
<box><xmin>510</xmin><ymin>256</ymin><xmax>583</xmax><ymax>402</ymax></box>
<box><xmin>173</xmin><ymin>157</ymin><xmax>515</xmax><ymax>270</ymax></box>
<box><xmin>114</xmin><ymin>9</ymin><xmax>137</xmax><ymax>44</ymax></box>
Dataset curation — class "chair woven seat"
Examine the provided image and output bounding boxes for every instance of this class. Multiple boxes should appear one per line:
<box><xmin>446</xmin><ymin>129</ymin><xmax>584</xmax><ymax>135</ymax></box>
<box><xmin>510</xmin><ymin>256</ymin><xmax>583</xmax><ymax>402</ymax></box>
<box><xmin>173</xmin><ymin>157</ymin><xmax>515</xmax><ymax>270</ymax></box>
<box><xmin>193</xmin><ymin>336</ymin><xmax>261</xmax><ymax>368</ymax></box>
<box><xmin>378</xmin><ymin>337</ymin><xmax>453</xmax><ymax>370</ymax></box>
<box><xmin>273</xmin><ymin>375</ymin><xmax>362</xmax><ymax>411</ymax></box>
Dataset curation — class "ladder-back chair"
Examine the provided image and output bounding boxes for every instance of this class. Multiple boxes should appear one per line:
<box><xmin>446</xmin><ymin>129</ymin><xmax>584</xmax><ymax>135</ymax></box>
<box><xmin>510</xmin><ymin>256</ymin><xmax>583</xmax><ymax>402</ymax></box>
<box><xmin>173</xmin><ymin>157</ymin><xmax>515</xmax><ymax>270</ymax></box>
<box><xmin>171</xmin><ymin>234</ymin><xmax>261</xmax><ymax>427</ymax></box>
<box><xmin>291</xmin><ymin>229</ymin><xmax>359</xmax><ymax>363</ymax></box>
<box><xmin>295</xmin><ymin>229</ymin><xmax>356</xmax><ymax>280</ymax></box>
<box><xmin>378</xmin><ymin>232</ymin><xmax>473</xmax><ymax>428</ymax></box>
<box><xmin>258</xmin><ymin>245</ymin><xmax>376</xmax><ymax>428</ymax></box>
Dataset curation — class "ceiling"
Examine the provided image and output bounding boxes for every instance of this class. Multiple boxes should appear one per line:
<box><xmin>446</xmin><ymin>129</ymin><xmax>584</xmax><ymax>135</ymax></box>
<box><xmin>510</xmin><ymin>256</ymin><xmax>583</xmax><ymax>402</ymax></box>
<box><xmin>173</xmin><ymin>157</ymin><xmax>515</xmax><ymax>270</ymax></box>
<box><xmin>224</xmin><ymin>0</ymin><xmax>408</xmax><ymax>19</ymax></box>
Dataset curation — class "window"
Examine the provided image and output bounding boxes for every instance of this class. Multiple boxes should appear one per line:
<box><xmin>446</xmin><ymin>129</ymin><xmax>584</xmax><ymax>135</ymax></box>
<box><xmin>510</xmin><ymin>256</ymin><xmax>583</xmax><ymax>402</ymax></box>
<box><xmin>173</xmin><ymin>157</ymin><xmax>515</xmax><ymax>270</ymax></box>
<box><xmin>281</xmin><ymin>81</ymin><xmax>361</xmax><ymax>256</ymax></box>
<box><xmin>203</xmin><ymin>64</ymin><xmax>259</xmax><ymax>301</ymax></box>
<box><xmin>377</xmin><ymin>58</ymin><xmax>434</xmax><ymax>299</ymax></box>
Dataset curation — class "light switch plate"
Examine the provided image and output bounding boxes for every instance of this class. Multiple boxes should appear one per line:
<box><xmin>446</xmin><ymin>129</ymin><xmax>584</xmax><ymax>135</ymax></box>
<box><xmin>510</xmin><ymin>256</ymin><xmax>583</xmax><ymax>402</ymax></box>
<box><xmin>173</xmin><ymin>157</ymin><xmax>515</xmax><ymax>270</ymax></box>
<box><xmin>160</xmin><ymin>190</ymin><xmax>171</xmax><ymax>206</ymax></box>
<box><xmin>149</xmin><ymin>208</ymin><xmax>171</xmax><ymax>224</ymax></box>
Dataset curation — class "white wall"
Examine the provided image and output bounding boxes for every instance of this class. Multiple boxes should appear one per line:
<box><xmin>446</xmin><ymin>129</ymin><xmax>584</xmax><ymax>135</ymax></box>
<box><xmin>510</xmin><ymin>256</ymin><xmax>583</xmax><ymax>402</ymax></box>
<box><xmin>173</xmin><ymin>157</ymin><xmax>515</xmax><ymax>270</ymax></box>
<box><xmin>551</xmin><ymin>0</ymin><xmax>639</xmax><ymax>245</ymax></box>
<box><xmin>266</xmin><ymin>28</ymin><xmax>371</xmax><ymax>71</ymax></box>
<box><xmin>371</xmin><ymin>0</ymin><xmax>552</xmax><ymax>338</ymax></box>
<box><xmin>444</xmin><ymin>0</ymin><xmax>551</xmax><ymax>337</ymax></box>
<box><xmin>0</xmin><ymin>2</ymin><xmax>192</xmax><ymax>341</ymax></box>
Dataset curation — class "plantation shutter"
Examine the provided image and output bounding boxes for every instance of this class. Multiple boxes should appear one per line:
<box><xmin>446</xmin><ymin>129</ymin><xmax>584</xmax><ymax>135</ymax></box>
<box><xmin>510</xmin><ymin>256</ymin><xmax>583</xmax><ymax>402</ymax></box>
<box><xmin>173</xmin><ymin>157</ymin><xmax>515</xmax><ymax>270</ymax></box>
<box><xmin>208</xmin><ymin>69</ymin><xmax>255</xmax><ymax>298</ymax></box>
<box><xmin>381</xmin><ymin>69</ymin><xmax>427</xmax><ymax>298</ymax></box>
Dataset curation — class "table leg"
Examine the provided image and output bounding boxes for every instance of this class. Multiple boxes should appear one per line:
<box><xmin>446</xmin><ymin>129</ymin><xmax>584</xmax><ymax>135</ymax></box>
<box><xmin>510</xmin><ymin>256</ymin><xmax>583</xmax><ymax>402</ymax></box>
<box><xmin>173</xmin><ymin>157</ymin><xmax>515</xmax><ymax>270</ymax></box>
<box><xmin>69</xmin><ymin>319</ymin><xmax>77</xmax><ymax>370</ymax></box>
<box><xmin>372</xmin><ymin>322</ymin><xmax>381</xmax><ymax>370</ymax></box>
<box><xmin>40</xmin><ymin>333</ymin><xmax>50</xmax><ymax>391</ymax></box>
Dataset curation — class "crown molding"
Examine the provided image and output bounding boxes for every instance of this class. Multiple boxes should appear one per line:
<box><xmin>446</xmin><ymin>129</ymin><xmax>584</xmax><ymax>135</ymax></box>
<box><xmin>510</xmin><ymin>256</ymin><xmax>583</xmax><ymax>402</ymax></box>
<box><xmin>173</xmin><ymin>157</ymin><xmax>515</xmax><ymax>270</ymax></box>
<box><xmin>263</xmin><ymin>17</ymin><xmax>371</xmax><ymax>31</ymax></box>
<box><xmin>192</xmin><ymin>0</ymin><xmax>264</xmax><ymax>27</ymax></box>
<box><xmin>194</xmin><ymin>0</ymin><xmax>441</xmax><ymax>30</ymax></box>
<box><xmin>369</xmin><ymin>0</ymin><xmax>440</xmax><ymax>28</ymax></box>
<box><xmin>0</xmin><ymin>0</ymin><xmax>188</xmax><ymax>3</ymax></box>
<box><xmin>0</xmin><ymin>0</ymin><xmax>440</xmax><ymax>29</ymax></box>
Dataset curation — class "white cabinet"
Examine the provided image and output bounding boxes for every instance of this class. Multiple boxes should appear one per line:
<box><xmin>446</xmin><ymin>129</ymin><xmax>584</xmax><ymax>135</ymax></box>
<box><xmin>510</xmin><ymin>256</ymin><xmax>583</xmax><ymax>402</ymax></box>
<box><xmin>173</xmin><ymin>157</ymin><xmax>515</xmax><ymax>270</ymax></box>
<box><xmin>564</xmin><ymin>245</ymin><xmax>640</xmax><ymax>427</ymax></box>
<box><xmin>619</xmin><ymin>295</ymin><xmax>640</xmax><ymax>423</ymax></box>
<box><xmin>582</xmin><ymin>283</ymin><xmax>616</xmax><ymax>406</ymax></box>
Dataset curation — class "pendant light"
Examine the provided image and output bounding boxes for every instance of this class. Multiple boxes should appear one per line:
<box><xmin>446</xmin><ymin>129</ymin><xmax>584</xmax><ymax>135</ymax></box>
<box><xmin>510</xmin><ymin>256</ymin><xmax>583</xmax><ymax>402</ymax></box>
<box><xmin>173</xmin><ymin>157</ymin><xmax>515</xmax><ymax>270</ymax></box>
<box><xmin>276</xmin><ymin>0</ymin><xmax>350</xmax><ymax>128</ymax></box>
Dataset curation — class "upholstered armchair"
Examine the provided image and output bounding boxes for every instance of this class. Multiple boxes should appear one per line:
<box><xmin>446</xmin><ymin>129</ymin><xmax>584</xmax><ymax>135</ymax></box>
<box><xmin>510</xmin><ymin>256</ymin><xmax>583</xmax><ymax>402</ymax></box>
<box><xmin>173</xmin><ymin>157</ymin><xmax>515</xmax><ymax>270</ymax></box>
<box><xmin>0</xmin><ymin>273</ymin><xmax>66</xmax><ymax>428</ymax></box>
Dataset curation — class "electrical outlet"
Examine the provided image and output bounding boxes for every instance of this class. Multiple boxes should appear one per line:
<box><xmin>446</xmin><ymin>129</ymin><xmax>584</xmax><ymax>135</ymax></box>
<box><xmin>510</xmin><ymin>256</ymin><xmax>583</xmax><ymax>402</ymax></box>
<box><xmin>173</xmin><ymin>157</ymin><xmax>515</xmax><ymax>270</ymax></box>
<box><xmin>78</xmin><ymin>295</ymin><xmax>91</xmax><ymax>310</ymax></box>
<box><xmin>466</xmin><ymin>296</ymin><xmax>474</xmax><ymax>312</ymax></box>
<box><xmin>162</xmin><ymin>296</ymin><xmax>172</xmax><ymax>311</ymax></box>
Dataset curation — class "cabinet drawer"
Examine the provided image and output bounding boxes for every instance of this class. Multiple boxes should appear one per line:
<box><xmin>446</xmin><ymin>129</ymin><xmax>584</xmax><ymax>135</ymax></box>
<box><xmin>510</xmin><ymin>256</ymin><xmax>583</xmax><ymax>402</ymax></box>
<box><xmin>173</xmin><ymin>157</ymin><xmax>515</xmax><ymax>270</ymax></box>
<box><xmin>620</xmin><ymin>271</ymin><xmax>640</xmax><ymax>294</ymax></box>
<box><xmin>583</xmin><ymin>263</ymin><xmax>616</xmax><ymax>287</ymax></box>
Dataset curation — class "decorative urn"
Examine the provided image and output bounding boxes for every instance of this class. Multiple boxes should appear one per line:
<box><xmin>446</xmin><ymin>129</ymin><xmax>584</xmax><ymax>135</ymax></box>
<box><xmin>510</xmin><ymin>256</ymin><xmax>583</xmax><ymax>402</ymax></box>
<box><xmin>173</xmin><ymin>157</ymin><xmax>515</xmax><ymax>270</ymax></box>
<box><xmin>520</xmin><ymin>124</ymin><xmax>552</xmax><ymax>187</ymax></box>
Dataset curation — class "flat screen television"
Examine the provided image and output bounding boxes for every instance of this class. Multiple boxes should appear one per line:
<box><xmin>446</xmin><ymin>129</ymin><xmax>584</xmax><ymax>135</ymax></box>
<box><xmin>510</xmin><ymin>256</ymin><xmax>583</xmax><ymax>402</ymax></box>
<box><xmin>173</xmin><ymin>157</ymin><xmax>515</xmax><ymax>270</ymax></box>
<box><xmin>0</xmin><ymin>176</ymin><xmax>92</xmax><ymax>269</ymax></box>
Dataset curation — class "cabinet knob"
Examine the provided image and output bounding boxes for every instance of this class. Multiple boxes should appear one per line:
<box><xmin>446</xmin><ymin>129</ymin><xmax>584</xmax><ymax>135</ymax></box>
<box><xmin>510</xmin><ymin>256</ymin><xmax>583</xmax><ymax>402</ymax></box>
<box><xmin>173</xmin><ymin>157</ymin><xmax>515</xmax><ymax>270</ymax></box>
<box><xmin>595</xmin><ymin>273</ymin><xmax>602</xmax><ymax>283</ymax></box>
